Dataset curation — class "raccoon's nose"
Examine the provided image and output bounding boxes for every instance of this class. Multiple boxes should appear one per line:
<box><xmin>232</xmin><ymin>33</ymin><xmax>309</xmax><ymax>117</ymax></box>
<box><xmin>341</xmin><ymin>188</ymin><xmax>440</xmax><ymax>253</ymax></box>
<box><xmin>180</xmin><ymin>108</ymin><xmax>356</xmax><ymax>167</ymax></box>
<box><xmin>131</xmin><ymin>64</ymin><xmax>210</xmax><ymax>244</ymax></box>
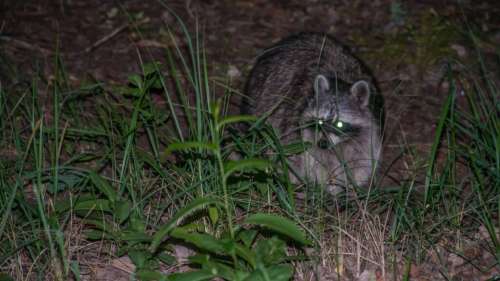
<box><xmin>318</xmin><ymin>139</ymin><xmax>329</xmax><ymax>149</ymax></box>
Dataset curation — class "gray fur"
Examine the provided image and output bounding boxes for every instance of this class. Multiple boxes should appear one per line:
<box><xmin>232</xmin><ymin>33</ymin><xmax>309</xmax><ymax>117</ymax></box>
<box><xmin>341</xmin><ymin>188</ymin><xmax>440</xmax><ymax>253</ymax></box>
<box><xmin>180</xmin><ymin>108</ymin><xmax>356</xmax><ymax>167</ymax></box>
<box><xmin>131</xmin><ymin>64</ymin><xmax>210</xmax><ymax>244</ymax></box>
<box><xmin>242</xmin><ymin>32</ymin><xmax>384</xmax><ymax>194</ymax></box>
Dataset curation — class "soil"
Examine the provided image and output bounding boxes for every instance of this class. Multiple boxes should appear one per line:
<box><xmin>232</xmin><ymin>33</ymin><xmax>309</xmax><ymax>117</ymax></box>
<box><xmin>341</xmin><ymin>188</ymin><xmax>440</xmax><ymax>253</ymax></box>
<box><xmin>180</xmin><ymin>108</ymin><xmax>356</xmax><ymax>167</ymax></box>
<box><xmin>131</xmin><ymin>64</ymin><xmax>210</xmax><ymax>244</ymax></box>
<box><xmin>1</xmin><ymin>0</ymin><xmax>500</xmax><ymax>280</ymax></box>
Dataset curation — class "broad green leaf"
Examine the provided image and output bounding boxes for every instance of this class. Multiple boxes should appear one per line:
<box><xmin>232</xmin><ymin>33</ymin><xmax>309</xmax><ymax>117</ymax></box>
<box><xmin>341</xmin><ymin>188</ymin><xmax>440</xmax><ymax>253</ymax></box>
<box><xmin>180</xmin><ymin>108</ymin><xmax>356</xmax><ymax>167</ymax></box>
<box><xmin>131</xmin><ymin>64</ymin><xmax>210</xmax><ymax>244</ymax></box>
<box><xmin>54</xmin><ymin>194</ymin><xmax>99</xmax><ymax>213</ymax></box>
<box><xmin>255</xmin><ymin>237</ymin><xmax>286</xmax><ymax>265</ymax></box>
<box><xmin>128</xmin><ymin>74</ymin><xmax>143</xmax><ymax>88</ymax></box>
<box><xmin>135</xmin><ymin>148</ymin><xmax>167</xmax><ymax>177</ymax></box>
<box><xmin>224</xmin><ymin>159</ymin><xmax>271</xmax><ymax>179</ymax></box>
<box><xmin>208</xmin><ymin>207</ymin><xmax>219</xmax><ymax>226</ymax></box>
<box><xmin>84</xmin><ymin>229</ymin><xmax>116</xmax><ymax>240</ymax></box>
<box><xmin>157</xmin><ymin>252</ymin><xmax>176</xmax><ymax>266</ymax></box>
<box><xmin>89</xmin><ymin>172</ymin><xmax>117</xmax><ymax>203</ymax></box>
<box><xmin>170</xmin><ymin>228</ymin><xmax>226</xmax><ymax>255</ymax></box>
<box><xmin>266</xmin><ymin>264</ymin><xmax>294</xmax><ymax>281</ymax></box>
<box><xmin>244</xmin><ymin>214</ymin><xmax>311</xmax><ymax>246</ymax></box>
<box><xmin>235</xmin><ymin>243</ymin><xmax>256</xmax><ymax>268</ymax></box>
<box><xmin>47</xmin><ymin>172</ymin><xmax>84</xmax><ymax>193</ymax></box>
<box><xmin>167</xmin><ymin>270</ymin><xmax>214</xmax><ymax>281</ymax></box>
<box><xmin>237</xmin><ymin>229</ymin><xmax>258</xmax><ymax>248</ymax></box>
<box><xmin>243</xmin><ymin>264</ymin><xmax>293</xmax><ymax>281</ymax></box>
<box><xmin>119</xmin><ymin>231</ymin><xmax>151</xmax><ymax>242</ymax></box>
<box><xmin>163</xmin><ymin>141</ymin><xmax>217</xmax><ymax>157</ymax></box>
<box><xmin>129</xmin><ymin>211</ymin><xmax>147</xmax><ymax>233</ymax></box>
<box><xmin>136</xmin><ymin>270</ymin><xmax>167</xmax><ymax>281</ymax></box>
<box><xmin>73</xmin><ymin>199</ymin><xmax>112</xmax><ymax>213</ymax></box>
<box><xmin>119</xmin><ymin>86</ymin><xmax>141</xmax><ymax>97</ymax></box>
<box><xmin>81</xmin><ymin>218</ymin><xmax>118</xmax><ymax>234</ymax></box>
<box><xmin>143</xmin><ymin>61</ymin><xmax>162</xmax><ymax>77</ymax></box>
<box><xmin>217</xmin><ymin>115</ymin><xmax>256</xmax><ymax>130</ymax></box>
<box><xmin>173</xmin><ymin>229</ymin><xmax>255</xmax><ymax>267</ymax></box>
<box><xmin>149</xmin><ymin>197</ymin><xmax>222</xmax><ymax>252</ymax></box>
<box><xmin>189</xmin><ymin>254</ymin><xmax>243</xmax><ymax>280</ymax></box>
<box><xmin>129</xmin><ymin>249</ymin><xmax>152</xmax><ymax>269</ymax></box>
<box><xmin>115</xmin><ymin>200</ymin><xmax>132</xmax><ymax>224</ymax></box>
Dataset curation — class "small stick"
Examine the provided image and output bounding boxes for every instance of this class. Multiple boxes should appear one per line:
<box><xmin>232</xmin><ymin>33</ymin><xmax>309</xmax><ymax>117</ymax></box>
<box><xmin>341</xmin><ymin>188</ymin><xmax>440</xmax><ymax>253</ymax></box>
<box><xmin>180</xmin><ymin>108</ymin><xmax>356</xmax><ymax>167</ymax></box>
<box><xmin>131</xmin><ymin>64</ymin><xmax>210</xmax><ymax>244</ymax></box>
<box><xmin>0</xmin><ymin>35</ymin><xmax>52</xmax><ymax>55</ymax></box>
<box><xmin>79</xmin><ymin>23</ymin><xmax>129</xmax><ymax>54</ymax></box>
<box><xmin>78</xmin><ymin>18</ymin><xmax>149</xmax><ymax>55</ymax></box>
<box><xmin>0</xmin><ymin>18</ymin><xmax>149</xmax><ymax>56</ymax></box>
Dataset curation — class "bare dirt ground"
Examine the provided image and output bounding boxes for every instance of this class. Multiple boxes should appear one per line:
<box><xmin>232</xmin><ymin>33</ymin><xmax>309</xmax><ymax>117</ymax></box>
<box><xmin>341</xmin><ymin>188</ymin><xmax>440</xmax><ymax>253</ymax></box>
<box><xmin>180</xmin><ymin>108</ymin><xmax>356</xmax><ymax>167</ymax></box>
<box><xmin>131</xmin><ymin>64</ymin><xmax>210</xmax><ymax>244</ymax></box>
<box><xmin>1</xmin><ymin>0</ymin><xmax>500</xmax><ymax>280</ymax></box>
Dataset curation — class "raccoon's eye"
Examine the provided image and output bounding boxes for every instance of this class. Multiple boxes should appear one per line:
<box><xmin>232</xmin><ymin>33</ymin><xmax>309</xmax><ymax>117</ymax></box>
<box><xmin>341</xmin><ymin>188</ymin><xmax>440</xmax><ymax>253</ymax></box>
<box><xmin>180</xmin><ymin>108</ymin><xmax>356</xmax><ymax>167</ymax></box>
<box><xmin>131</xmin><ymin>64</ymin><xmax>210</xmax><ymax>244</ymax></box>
<box><xmin>327</xmin><ymin>119</ymin><xmax>356</xmax><ymax>135</ymax></box>
<box><xmin>332</xmin><ymin>120</ymin><xmax>350</xmax><ymax>130</ymax></box>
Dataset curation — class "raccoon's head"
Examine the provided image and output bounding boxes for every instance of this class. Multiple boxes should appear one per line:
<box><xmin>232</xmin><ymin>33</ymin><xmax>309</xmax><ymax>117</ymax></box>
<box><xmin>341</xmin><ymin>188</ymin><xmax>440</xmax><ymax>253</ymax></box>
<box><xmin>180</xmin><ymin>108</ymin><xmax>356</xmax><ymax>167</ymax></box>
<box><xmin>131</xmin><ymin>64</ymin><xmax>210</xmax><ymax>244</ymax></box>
<box><xmin>302</xmin><ymin>74</ymin><xmax>376</xmax><ymax>149</ymax></box>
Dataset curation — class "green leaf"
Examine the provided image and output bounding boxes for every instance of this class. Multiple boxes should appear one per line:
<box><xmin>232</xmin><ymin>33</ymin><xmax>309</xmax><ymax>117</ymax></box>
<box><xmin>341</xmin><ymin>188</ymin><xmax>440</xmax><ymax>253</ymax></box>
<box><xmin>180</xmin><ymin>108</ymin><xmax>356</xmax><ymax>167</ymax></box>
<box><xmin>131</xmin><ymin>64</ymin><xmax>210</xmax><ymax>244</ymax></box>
<box><xmin>173</xmin><ymin>228</ymin><xmax>256</xmax><ymax>267</ymax></box>
<box><xmin>167</xmin><ymin>270</ymin><xmax>214</xmax><ymax>281</ymax></box>
<box><xmin>143</xmin><ymin>61</ymin><xmax>161</xmax><ymax>77</ymax></box>
<box><xmin>129</xmin><ymin>211</ymin><xmax>147</xmax><ymax>233</ymax></box>
<box><xmin>163</xmin><ymin>141</ymin><xmax>217</xmax><ymax>157</ymax></box>
<box><xmin>128</xmin><ymin>74</ymin><xmax>143</xmax><ymax>88</ymax></box>
<box><xmin>157</xmin><ymin>252</ymin><xmax>176</xmax><ymax>266</ymax></box>
<box><xmin>235</xmin><ymin>243</ymin><xmax>256</xmax><ymax>268</ymax></box>
<box><xmin>244</xmin><ymin>214</ymin><xmax>311</xmax><ymax>246</ymax></box>
<box><xmin>89</xmin><ymin>172</ymin><xmax>117</xmax><ymax>203</ymax></box>
<box><xmin>73</xmin><ymin>199</ymin><xmax>112</xmax><ymax>213</ymax></box>
<box><xmin>115</xmin><ymin>200</ymin><xmax>132</xmax><ymax>224</ymax></box>
<box><xmin>244</xmin><ymin>264</ymin><xmax>293</xmax><ymax>281</ymax></box>
<box><xmin>149</xmin><ymin>197</ymin><xmax>222</xmax><ymax>252</ymax></box>
<box><xmin>208</xmin><ymin>207</ymin><xmax>219</xmax><ymax>226</ymax></box>
<box><xmin>119</xmin><ymin>231</ymin><xmax>151</xmax><ymax>242</ymax></box>
<box><xmin>237</xmin><ymin>229</ymin><xmax>258</xmax><ymax>248</ymax></box>
<box><xmin>170</xmin><ymin>228</ymin><xmax>226</xmax><ymax>255</ymax></box>
<box><xmin>255</xmin><ymin>237</ymin><xmax>286</xmax><ymax>265</ymax></box>
<box><xmin>224</xmin><ymin>159</ymin><xmax>271</xmax><ymax>180</ymax></box>
<box><xmin>54</xmin><ymin>194</ymin><xmax>99</xmax><ymax>213</ymax></box>
<box><xmin>210</xmin><ymin>100</ymin><xmax>222</xmax><ymax>121</ymax></box>
<box><xmin>189</xmin><ymin>254</ymin><xmax>243</xmax><ymax>280</ymax></box>
<box><xmin>217</xmin><ymin>115</ymin><xmax>256</xmax><ymax>130</ymax></box>
<box><xmin>81</xmin><ymin>218</ymin><xmax>118</xmax><ymax>234</ymax></box>
<box><xmin>136</xmin><ymin>269</ymin><xmax>167</xmax><ymax>281</ymax></box>
<box><xmin>136</xmin><ymin>148</ymin><xmax>168</xmax><ymax>177</ymax></box>
<box><xmin>129</xmin><ymin>249</ymin><xmax>153</xmax><ymax>269</ymax></box>
<box><xmin>84</xmin><ymin>229</ymin><xmax>116</xmax><ymax>240</ymax></box>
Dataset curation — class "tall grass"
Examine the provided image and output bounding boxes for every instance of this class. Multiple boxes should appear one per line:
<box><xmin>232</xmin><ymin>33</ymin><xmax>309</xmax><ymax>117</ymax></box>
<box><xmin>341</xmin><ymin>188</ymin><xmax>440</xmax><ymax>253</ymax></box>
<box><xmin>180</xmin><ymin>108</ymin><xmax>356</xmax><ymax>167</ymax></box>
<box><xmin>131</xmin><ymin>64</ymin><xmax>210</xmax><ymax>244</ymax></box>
<box><xmin>0</xmin><ymin>9</ymin><xmax>310</xmax><ymax>281</ymax></box>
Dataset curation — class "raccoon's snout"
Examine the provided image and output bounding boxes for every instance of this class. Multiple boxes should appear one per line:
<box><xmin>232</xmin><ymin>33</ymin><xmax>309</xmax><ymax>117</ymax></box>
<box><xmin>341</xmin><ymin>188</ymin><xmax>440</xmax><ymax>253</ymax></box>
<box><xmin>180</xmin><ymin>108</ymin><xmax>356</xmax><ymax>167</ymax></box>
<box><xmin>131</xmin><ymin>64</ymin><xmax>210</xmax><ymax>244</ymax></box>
<box><xmin>317</xmin><ymin>138</ymin><xmax>330</xmax><ymax>149</ymax></box>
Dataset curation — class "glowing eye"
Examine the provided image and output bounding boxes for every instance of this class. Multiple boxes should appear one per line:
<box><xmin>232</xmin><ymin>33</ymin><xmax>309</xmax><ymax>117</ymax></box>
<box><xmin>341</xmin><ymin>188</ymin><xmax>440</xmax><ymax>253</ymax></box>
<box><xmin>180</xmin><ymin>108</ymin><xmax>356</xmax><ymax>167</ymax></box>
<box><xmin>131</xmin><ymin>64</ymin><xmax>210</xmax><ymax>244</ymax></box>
<box><xmin>336</xmin><ymin>121</ymin><xmax>344</xmax><ymax>128</ymax></box>
<box><xmin>318</xmin><ymin>119</ymin><xmax>324</xmax><ymax>125</ymax></box>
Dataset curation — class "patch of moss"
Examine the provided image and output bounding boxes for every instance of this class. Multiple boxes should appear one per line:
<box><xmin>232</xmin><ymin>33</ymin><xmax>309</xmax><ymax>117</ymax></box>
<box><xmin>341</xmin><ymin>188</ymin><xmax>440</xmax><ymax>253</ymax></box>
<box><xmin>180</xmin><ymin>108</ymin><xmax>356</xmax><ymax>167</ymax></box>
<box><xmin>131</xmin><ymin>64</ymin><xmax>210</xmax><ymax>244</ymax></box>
<box><xmin>356</xmin><ymin>9</ymin><xmax>461</xmax><ymax>75</ymax></box>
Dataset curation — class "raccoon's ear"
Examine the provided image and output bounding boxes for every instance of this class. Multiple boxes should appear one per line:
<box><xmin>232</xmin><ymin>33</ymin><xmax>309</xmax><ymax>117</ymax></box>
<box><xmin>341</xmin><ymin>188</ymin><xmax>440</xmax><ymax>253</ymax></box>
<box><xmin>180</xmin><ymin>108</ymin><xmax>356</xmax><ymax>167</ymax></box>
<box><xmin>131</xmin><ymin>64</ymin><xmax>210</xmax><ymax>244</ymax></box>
<box><xmin>350</xmin><ymin>80</ymin><xmax>371</xmax><ymax>107</ymax></box>
<box><xmin>314</xmin><ymin>74</ymin><xmax>330</xmax><ymax>95</ymax></box>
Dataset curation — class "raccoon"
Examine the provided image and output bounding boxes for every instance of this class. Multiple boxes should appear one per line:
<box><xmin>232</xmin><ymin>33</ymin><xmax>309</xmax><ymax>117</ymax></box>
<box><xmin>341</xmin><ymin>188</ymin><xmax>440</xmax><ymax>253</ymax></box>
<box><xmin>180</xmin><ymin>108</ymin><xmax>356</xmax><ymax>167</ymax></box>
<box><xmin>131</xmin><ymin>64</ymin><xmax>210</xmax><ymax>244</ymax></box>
<box><xmin>242</xmin><ymin>32</ymin><xmax>383</xmax><ymax>194</ymax></box>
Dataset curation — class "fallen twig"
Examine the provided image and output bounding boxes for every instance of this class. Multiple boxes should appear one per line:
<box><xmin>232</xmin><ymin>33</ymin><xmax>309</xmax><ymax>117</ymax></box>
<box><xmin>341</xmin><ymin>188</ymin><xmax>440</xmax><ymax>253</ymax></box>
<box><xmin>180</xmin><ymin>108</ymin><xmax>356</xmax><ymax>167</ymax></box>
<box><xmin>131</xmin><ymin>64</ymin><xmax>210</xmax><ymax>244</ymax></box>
<box><xmin>0</xmin><ymin>18</ymin><xmax>149</xmax><ymax>57</ymax></box>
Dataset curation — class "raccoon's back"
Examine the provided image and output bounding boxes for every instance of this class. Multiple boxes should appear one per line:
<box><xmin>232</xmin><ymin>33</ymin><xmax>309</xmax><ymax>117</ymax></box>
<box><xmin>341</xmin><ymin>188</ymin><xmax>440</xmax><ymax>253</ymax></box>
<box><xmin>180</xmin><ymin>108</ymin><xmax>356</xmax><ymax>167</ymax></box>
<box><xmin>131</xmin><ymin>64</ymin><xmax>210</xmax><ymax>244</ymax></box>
<box><xmin>243</xmin><ymin>32</ymin><xmax>373</xmax><ymax>133</ymax></box>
